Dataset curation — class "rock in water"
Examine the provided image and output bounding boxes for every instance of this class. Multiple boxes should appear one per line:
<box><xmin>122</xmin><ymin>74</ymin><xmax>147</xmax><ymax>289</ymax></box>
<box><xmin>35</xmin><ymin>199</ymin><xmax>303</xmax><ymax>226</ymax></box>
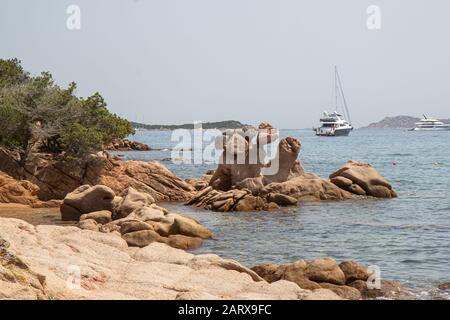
<box><xmin>329</xmin><ymin>160</ymin><xmax>397</xmax><ymax>198</ymax></box>
<box><xmin>339</xmin><ymin>260</ymin><xmax>371</xmax><ymax>283</ymax></box>
<box><xmin>304</xmin><ymin>258</ymin><xmax>346</xmax><ymax>285</ymax></box>
<box><xmin>266</xmin><ymin>193</ymin><xmax>298</xmax><ymax>206</ymax></box>
<box><xmin>251</xmin><ymin>257</ymin><xmax>407</xmax><ymax>300</ymax></box>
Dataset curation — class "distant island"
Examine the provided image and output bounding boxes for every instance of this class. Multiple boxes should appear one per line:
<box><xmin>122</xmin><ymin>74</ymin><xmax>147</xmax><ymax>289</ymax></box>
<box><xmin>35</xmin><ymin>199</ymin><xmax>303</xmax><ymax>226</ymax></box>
<box><xmin>365</xmin><ymin>115</ymin><xmax>450</xmax><ymax>129</ymax></box>
<box><xmin>131</xmin><ymin>120</ymin><xmax>254</xmax><ymax>131</ymax></box>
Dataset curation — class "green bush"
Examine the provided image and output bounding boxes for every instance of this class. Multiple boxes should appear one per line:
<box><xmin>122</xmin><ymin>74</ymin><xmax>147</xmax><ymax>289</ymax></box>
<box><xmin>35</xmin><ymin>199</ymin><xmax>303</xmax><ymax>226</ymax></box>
<box><xmin>0</xmin><ymin>59</ymin><xmax>134</xmax><ymax>158</ymax></box>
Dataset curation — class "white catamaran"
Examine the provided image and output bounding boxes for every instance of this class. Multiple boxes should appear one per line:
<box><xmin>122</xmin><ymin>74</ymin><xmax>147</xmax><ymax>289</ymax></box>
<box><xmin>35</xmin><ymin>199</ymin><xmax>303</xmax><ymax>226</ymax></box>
<box><xmin>314</xmin><ymin>67</ymin><xmax>353</xmax><ymax>136</ymax></box>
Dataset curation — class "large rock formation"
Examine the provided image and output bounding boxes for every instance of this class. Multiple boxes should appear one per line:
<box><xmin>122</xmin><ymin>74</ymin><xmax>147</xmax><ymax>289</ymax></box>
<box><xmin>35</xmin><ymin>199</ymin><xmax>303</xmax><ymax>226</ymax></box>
<box><xmin>185</xmin><ymin>123</ymin><xmax>395</xmax><ymax>212</ymax></box>
<box><xmin>61</xmin><ymin>185</ymin><xmax>213</xmax><ymax>250</ymax></box>
<box><xmin>0</xmin><ymin>147</ymin><xmax>194</xmax><ymax>205</ymax></box>
<box><xmin>329</xmin><ymin>160</ymin><xmax>397</xmax><ymax>198</ymax></box>
<box><xmin>0</xmin><ymin>171</ymin><xmax>60</xmax><ymax>208</ymax></box>
<box><xmin>0</xmin><ymin>218</ymin><xmax>341</xmax><ymax>300</ymax></box>
<box><xmin>252</xmin><ymin>258</ymin><xmax>412</xmax><ymax>300</ymax></box>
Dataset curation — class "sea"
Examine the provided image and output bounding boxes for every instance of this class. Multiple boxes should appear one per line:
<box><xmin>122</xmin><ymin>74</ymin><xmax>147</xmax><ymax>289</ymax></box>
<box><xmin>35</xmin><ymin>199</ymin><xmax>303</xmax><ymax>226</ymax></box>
<box><xmin>106</xmin><ymin>128</ymin><xmax>450</xmax><ymax>297</ymax></box>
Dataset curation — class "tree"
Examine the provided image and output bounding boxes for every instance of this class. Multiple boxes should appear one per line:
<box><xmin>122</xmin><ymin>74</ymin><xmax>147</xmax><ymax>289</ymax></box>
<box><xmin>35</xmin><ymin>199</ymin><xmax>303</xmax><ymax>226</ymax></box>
<box><xmin>0</xmin><ymin>59</ymin><xmax>134</xmax><ymax>159</ymax></box>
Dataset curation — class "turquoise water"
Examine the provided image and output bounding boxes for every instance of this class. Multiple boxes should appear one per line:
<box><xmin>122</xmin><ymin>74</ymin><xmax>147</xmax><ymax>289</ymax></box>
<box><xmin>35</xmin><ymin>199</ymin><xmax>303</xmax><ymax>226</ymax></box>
<box><xmin>118</xmin><ymin>129</ymin><xmax>450</xmax><ymax>292</ymax></box>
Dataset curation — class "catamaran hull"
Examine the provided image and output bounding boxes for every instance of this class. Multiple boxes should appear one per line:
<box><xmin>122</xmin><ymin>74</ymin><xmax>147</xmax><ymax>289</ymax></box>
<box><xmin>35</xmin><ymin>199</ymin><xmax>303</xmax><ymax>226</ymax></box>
<box><xmin>315</xmin><ymin>128</ymin><xmax>352</xmax><ymax>136</ymax></box>
<box><xmin>411</xmin><ymin>127</ymin><xmax>450</xmax><ymax>131</ymax></box>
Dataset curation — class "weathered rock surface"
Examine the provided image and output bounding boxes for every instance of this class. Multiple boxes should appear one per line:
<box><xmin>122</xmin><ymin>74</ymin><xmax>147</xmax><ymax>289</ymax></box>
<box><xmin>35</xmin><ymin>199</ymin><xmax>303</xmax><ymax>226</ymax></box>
<box><xmin>260</xmin><ymin>175</ymin><xmax>352</xmax><ymax>202</ymax></box>
<box><xmin>96</xmin><ymin>160</ymin><xmax>194</xmax><ymax>202</ymax></box>
<box><xmin>339</xmin><ymin>260</ymin><xmax>371</xmax><ymax>283</ymax></box>
<box><xmin>186</xmin><ymin>187</ymin><xmax>265</xmax><ymax>212</ymax></box>
<box><xmin>0</xmin><ymin>218</ymin><xmax>341</xmax><ymax>300</ymax></box>
<box><xmin>61</xmin><ymin>185</ymin><xmax>115</xmax><ymax>221</ymax></box>
<box><xmin>251</xmin><ymin>258</ymin><xmax>408</xmax><ymax>300</ymax></box>
<box><xmin>106</xmin><ymin>139</ymin><xmax>151</xmax><ymax>151</ymax></box>
<box><xmin>60</xmin><ymin>185</ymin><xmax>213</xmax><ymax>250</ymax></box>
<box><xmin>185</xmin><ymin>124</ymin><xmax>396</xmax><ymax>212</ymax></box>
<box><xmin>0</xmin><ymin>147</ymin><xmax>193</xmax><ymax>204</ymax></box>
<box><xmin>79</xmin><ymin>211</ymin><xmax>112</xmax><ymax>225</ymax></box>
<box><xmin>0</xmin><ymin>171</ymin><xmax>60</xmax><ymax>208</ymax></box>
<box><xmin>330</xmin><ymin>160</ymin><xmax>397</xmax><ymax>198</ymax></box>
<box><xmin>348</xmin><ymin>279</ymin><xmax>414</xmax><ymax>300</ymax></box>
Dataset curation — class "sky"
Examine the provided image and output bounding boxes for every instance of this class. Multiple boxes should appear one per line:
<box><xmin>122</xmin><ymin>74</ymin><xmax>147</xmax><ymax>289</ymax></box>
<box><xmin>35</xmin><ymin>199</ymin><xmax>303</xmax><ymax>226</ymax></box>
<box><xmin>1</xmin><ymin>0</ymin><xmax>449</xmax><ymax>128</ymax></box>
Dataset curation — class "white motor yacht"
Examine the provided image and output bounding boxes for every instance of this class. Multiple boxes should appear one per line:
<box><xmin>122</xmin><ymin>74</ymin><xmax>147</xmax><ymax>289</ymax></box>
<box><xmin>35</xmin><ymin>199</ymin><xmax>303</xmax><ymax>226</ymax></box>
<box><xmin>314</xmin><ymin>67</ymin><xmax>353</xmax><ymax>136</ymax></box>
<box><xmin>411</xmin><ymin>115</ymin><xmax>450</xmax><ymax>131</ymax></box>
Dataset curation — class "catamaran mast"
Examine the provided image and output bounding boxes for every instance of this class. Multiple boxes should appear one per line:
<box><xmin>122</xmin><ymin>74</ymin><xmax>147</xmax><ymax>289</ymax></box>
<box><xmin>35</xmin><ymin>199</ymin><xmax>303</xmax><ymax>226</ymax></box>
<box><xmin>334</xmin><ymin>66</ymin><xmax>339</xmax><ymax>111</ymax></box>
<box><xmin>335</xmin><ymin>66</ymin><xmax>352</xmax><ymax>125</ymax></box>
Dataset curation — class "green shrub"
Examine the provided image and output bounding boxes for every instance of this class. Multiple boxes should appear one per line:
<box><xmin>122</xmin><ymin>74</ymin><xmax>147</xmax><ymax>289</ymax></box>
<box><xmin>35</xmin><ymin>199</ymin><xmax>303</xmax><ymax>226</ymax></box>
<box><xmin>0</xmin><ymin>59</ymin><xmax>134</xmax><ymax>158</ymax></box>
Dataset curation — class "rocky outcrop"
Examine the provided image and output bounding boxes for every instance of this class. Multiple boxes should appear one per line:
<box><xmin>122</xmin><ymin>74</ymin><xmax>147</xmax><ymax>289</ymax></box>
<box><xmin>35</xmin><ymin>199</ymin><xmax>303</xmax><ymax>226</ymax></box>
<box><xmin>186</xmin><ymin>187</ymin><xmax>265</xmax><ymax>212</ymax></box>
<box><xmin>185</xmin><ymin>123</ymin><xmax>396</xmax><ymax>212</ymax></box>
<box><xmin>0</xmin><ymin>171</ymin><xmax>60</xmax><ymax>208</ymax></box>
<box><xmin>259</xmin><ymin>174</ymin><xmax>352</xmax><ymax>202</ymax></box>
<box><xmin>61</xmin><ymin>185</ymin><xmax>213</xmax><ymax>250</ymax></box>
<box><xmin>93</xmin><ymin>159</ymin><xmax>194</xmax><ymax>202</ymax></box>
<box><xmin>330</xmin><ymin>160</ymin><xmax>397</xmax><ymax>198</ymax></box>
<box><xmin>251</xmin><ymin>258</ymin><xmax>411</xmax><ymax>300</ymax></box>
<box><xmin>0</xmin><ymin>218</ymin><xmax>341</xmax><ymax>300</ymax></box>
<box><xmin>348</xmin><ymin>279</ymin><xmax>413</xmax><ymax>300</ymax></box>
<box><xmin>0</xmin><ymin>236</ymin><xmax>47</xmax><ymax>299</ymax></box>
<box><xmin>106</xmin><ymin>139</ymin><xmax>151</xmax><ymax>151</ymax></box>
<box><xmin>0</xmin><ymin>147</ymin><xmax>194</xmax><ymax>204</ymax></box>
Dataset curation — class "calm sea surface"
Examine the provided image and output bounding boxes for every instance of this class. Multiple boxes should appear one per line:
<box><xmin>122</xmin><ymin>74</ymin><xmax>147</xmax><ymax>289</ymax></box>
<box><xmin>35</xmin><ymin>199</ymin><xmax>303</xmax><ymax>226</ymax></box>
<box><xmin>117</xmin><ymin>128</ymin><xmax>450</xmax><ymax>294</ymax></box>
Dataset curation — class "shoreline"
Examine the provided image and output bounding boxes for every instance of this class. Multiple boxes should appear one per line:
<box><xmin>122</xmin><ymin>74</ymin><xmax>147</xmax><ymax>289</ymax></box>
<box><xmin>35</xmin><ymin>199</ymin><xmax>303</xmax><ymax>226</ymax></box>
<box><xmin>0</xmin><ymin>204</ymin><xmax>448</xmax><ymax>300</ymax></box>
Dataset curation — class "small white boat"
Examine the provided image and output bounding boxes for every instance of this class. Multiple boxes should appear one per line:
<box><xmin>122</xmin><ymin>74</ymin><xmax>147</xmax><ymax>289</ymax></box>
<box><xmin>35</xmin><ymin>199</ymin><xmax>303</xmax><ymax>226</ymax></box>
<box><xmin>411</xmin><ymin>115</ymin><xmax>450</xmax><ymax>131</ymax></box>
<box><xmin>314</xmin><ymin>67</ymin><xmax>353</xmax><ymax>137</ymax></box>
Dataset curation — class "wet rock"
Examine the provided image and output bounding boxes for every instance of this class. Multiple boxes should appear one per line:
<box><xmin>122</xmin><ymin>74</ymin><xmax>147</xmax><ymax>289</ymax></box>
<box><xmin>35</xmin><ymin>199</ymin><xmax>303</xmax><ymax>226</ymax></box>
<box><xmin>305</xmin><ymin>258</ymin><xmax>346</xmax><ymax>285</ymax></box>
<box><xmin>170</xmin><ymin>215</ymin><xmax>214</xmax><ymax>239</ymax></box>
<box><xmin>339</xmin><ymin>260</ymin><xmax>371</xmax><ymax>283</ymax></box>
<box><xmin>260</xmin><ymin>176</ymin><xmax>352</xmax><ymax>202</ymax></box>
<box><xmin>438</xmin><ymin>282</ymin><xmax>450</xmax><ymax>290</ymax></box>
<box><xmin>330</xmin><ymin>160</ymin><xmax>397</xmax><ymax>198</ymax></box>
<box><xmin>263</xmin><ymin>202</ymin><xmax>280</xmax><ymax>211</ymax></box>
<box><xmin>233</xmin><ymin>195</ymin><xmax>265</xmax><ymax>211</ymax></box>
<box><xmin>348</xmin><ymin>279</ymin><xmax>413</xmax><ymax>300</ymax></box>
<box><xmin>319</xmin><ymin>283</ymin><xmax>362</xmax><ymax>300</ymax></box>
<box><xmin>266</xmin><ymin>193</ymin><xmax>298</xmax><ymax>206</ymax></box>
